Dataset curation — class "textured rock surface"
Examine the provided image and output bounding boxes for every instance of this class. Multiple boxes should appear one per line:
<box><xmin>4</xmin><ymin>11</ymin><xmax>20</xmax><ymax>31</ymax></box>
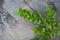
<box><xmin>0</xmin><ymin>0</ymin><xmax>60</xmax><ymax>40</ymax></box>
<box><xmin>3</xmin><ymin>0</ymin><xmax>35</xmax><ymax>40</ymax></box>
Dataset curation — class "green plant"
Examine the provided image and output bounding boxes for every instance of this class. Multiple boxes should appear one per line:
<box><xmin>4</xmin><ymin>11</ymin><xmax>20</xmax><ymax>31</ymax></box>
<box><xmin>13</xmin><ymin>5</ymin><xmax>60</xmax><ymax>40</ymax></box>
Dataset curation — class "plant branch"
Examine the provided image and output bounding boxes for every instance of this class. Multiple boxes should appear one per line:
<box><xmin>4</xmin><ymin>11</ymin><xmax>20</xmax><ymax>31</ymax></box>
<box><xmin>23</xmin><ymin>0</ymin><xmax>35</xmax><ymax>11</ymax></box>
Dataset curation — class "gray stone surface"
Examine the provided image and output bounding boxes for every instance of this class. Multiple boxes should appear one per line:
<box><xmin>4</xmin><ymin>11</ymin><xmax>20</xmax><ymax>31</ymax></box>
<box><xmin>3</xmin><ymin>0</ymin><xmax>35</xmax><ymax>40</ymax></box>
<box><xmin>0</xmin><ymin>0</ymin><xmax>60</xmax><ymax>40</ymax></box>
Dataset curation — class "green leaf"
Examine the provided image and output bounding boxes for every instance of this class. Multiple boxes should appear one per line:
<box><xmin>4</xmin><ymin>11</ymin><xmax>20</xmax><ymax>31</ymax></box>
<box><xmin>44</xmin><ymin>5</ymin><xmax>56</xmax><ymax>21</ymax></box>
<box><xmin>13</xmin><ymin>9</ymin><xmax>20</xmax><ymax>16</ymax></box>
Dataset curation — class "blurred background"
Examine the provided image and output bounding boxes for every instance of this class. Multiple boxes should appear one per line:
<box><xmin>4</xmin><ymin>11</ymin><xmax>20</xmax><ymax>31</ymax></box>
<box><xmin>0</xmin><ymin>0</ymin><xmax>60</xmax><ymax>40</ymax></box>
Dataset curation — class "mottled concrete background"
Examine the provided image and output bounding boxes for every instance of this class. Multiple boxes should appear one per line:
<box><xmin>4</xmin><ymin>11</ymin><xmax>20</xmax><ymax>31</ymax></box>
<box><xmin>0</xmin><ymin>0</ymin><xmax>60</xmax><ymax>40</ymax></box>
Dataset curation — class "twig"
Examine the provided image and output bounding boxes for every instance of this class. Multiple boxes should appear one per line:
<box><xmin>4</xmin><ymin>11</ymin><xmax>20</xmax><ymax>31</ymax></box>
<box><xmin>23</xmin><ymin>0</ymin><xmax>35</xmax><ymax>11</ymax></box>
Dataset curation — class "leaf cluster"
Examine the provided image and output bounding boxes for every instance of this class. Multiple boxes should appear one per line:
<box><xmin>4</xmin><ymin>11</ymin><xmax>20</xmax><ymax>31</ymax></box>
<box><xmin>13</xmin><ymin>5</ymin><xmax>60</xmax><ymax>40</ymax></box>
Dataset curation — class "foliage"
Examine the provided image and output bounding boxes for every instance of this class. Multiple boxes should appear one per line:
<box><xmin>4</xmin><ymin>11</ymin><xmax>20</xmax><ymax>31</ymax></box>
<box><xmin>13</xmin><ymin>5</ymin><xmax>60</xmax><ymax>40</ymax></box>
